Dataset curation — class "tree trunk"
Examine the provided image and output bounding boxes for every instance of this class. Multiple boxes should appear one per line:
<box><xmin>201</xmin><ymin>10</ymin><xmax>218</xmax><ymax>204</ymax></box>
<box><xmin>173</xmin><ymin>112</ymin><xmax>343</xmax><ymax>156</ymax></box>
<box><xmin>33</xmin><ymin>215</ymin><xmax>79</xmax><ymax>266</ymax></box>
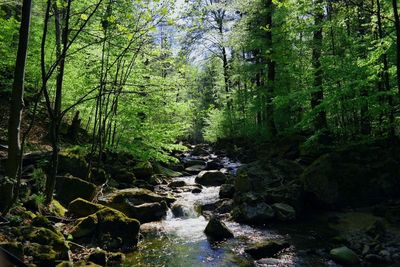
<box><xmin>393</xmin><ymin>0</ymin><xmax>400</xmax><ymax>95</ymax></box>
<box><xmin>3</xmin><ymin>0</ymin><xmax>32</xmax><ymax>213</ymax></box>
<box><xmin>265</xmin><ymin>0</ymin><xmax>277</xmax><ymax>137</ymax></box>
<box><xmin>311</xmin><ymin>0</ymin><xmax>328</xmax><ymax>131</ymax></box>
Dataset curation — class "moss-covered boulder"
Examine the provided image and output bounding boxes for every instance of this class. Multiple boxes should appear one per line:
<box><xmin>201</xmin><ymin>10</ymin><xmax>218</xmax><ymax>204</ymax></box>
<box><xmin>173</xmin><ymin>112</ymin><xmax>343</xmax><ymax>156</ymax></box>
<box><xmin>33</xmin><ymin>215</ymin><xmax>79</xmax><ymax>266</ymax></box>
<box><xmin>101</xmin><ymin>188</ymin><xmax>175</xmax><ymax>206</ymax></box>
<box><xmin>55</xmin><ymin>176</ymin><xmax>97</xmax><ymax>206</ymax></box>
<box><xmin>71</xmin><ymin>208</ymin><xmax>140</xmax><ymax>251</ymax></box>
<box><xmin>195</xmin><ymin>171</ymin><xmax>226</xmax><ymax>186</ymax></box>
<box><xmin>26</xmin><ymin>243</ymin><xmax>58</xmax><ymax>267</ymax></box>
<box><xmin>68</xmin><ymin>198</ymin><xmax>104</xmax><ymax>217</ymax></box>
<box><xmin>133</xmin><ymin>161</ymin><xmax>154</xmax><ymax>180</ymax></box>
<box><xmin>58</xmin><ymin>151</ymin><xmax>89</xmax><ymax>179</ymax></box>
<box><xmin>50</xmin><ymin>199</ymin><xmax>67</xmax><ymax>217</ymax></box>
<box><xmin>71</xmin><ymin>214</ymin><xmax>98</xmax><ymax>238</ymax></box>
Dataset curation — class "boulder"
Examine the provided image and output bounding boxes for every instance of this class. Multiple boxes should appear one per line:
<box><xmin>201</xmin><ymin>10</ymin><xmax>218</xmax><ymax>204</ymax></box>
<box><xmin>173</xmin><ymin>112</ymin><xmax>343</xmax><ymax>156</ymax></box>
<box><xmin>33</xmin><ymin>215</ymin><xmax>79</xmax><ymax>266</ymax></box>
<box><xmin>133</xmin><ymin>161</ymin><xmax>154</xmax><ymax>180</ymax></box>
<box><xmin>157</xmin><ymin>165</ymin><xmax>182</xmax><ymax>178</ymax></box>
<box><xmin>55</xmin><ymin>176</ymin><xmax>96</xmax><ymax>206</ymax></box>
<box><xmin>195</xmin><ymin>171</ymin><xmax>226</xmax><ymax>186</ymax></box>
<box><xmin>123</xmin><ymin>202</ymin><xmax>167</xmax><ymax>223</ymax></box>
<box><xmin>101</xmin><ymin>188</ymin><xmax>175</xmax><ymax>206</ymax></box>
<box><xmin>168</xmin><ymin>180</ymin><xmax>186</xmax><ymax>188</ymax></box>
<box><xmin>71</xmin><ymin>208</ymin><xmax>140</xmax><ymax>250</ymax></box>
<box><xmin>245</xmin><ymin>240</ymin><xmax>290</xmax><ymax>260</ymax></box>
<box><xmin>302</xmin><ymin>144</ymin><xmax>400</xmax><ymax>208</ymax></box>
<box><xmin>111</xmin><ymin>169</ymin><xmax>136</xmax><ymax>185</ymax></box>
<box><xmin>191</xmin><ymin>146</ymin><xmax>209</xmax><ymax>156</ymax></box>
<box><xmin>219</xmin><ymin>184</ymin><xmax>235</xmax><ymax>199</ymax></box>
<box><xmin>184</xmin><ymin>159</ymin><xmax>206</xmax><ymax>168</ymax></box>
<box><xmin>58</xmin><ymin>151</ymin><xmax>88</xmax><ymax>179</ymax></box>
<box><xmin>185</xmin><ymin>165</ymin><xmax>206</xmax><ymax>174</ymax></box>
<box><xmin>68</xmin><ymin>198</ymin><xmax>104</xmax><ymax>217</ymax></box>
<box><xmin>205</xmin><ymin>160</ymin><xmax>224</xmax><ymax>170</ymax></box>
<box><xmin>232</xmin><ymin>203</ymin><xmax>275</xmax><ymax>224</ymax></box>
<box><xmin>204</xmin><ymin>217</ymin><xmax>234</xmax><ymax>240</ymax></box>
<box><xmin>192</xmin><ymin>188</ymin><xmax>202</xmax><ymax>194</ymax></box>
<box><xmin>88</xmin><ymin>249</ymin><xmax>107</xmax><ymax>266</ymax></box>
<box><xmin>330</xmin><ymin>246</ymin><xmax>359</xmax><ymax>265</ymax></box>
<box><xmin>272</xmin><ymin>203</ymin><xmax>296</xmax><ymax>221</ymax></box>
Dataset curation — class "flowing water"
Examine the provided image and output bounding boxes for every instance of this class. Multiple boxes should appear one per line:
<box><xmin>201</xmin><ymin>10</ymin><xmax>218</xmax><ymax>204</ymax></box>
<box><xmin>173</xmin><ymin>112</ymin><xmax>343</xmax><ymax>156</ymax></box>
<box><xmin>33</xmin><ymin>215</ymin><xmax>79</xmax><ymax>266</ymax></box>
<box><xmin>123</xmin><ymin>152</ymin><xmax>339</xmax><ymax>267</ymax></box>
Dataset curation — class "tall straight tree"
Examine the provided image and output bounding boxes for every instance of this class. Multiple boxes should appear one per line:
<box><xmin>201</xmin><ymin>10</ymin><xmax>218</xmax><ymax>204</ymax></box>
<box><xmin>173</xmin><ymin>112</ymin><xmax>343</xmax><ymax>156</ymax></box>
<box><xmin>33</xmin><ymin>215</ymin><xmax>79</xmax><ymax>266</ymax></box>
<box><xmin>265</xmin><ymin>0</ymin><xmax>277</xmax><ymax>137</ymax></box>
<box><xmin>392</xmin><ymin>0</ymin><xmax>400</xmax><ymax>95</ymax></box>
<box><xmin>311</xmin><ymin>0</ymin><xmax>327</xmax><ymax>131</ymax></box>
<box><xmin>3</xmin><ymin>0</ymin><xmax>32</xmax><ymax>212</ymax></box>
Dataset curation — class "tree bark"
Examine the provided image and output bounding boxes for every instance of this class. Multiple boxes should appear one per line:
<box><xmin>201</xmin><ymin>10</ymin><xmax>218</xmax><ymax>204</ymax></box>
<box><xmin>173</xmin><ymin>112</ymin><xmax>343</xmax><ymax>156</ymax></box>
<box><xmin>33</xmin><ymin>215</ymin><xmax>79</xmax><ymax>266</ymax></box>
<box><xmin>3</xmin><ymin>0</ymin><xmax>32</xmax><ymax>213</ymax></box>
<box><xmin>265</xmin><ymin>0</ymin><xmax>277</xmax><ymax>137</ymax></box>
<box><xmin>311</xmin><ymin>0</ymin><xmax>328</xmax><ymax>131</ymax></box>
<box><xmin>392</xmin><ymin>0</ymin><xmax>400</xmax><ymax>95</ymax></box>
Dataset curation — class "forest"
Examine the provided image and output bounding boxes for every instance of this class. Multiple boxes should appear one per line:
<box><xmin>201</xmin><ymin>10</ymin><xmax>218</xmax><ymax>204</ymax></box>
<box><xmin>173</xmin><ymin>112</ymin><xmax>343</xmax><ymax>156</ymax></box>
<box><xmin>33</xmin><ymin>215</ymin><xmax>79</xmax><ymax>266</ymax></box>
<box><xmin>0</xmin><ymin>0</ymin><xmax>400</xmax><ymax>266</ymax></box>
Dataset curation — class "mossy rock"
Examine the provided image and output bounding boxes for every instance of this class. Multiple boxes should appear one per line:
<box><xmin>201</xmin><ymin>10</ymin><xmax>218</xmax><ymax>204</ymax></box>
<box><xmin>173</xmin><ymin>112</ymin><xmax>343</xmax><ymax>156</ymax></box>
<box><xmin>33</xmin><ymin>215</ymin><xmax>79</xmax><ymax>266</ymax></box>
<box><xmin>25</xmin><ymin>243</ymin><xmax>58</xmax><ymax>267</ymax></box>
<box><xmin>21</xmin><ymin>226</ymin><xmax>69</xmax><ymax>254</ymax></box>
<box><xmin>103</xmin><ymin>188</ymin><xmax>175</xmax><ymax>206</ymax></box>
<box><xmin>68</xmin><ymin>198</ymin><xmax>104</xmax><ymax>217</ymax></box>
<box><xmin>133</xmin><ymin>161</ymin><xmax>154</xmax><ymax>180</ymax></box>
<box><xmin>330</xmin><ymin>246</ymin><xmax>359</xmax><ymax>265</ymax></box>
<box><xmin>50</xmin><ymin>199</ymin><xmax>67</xmax><ymax>217</ymax></box>
<box><xmin>0</xmin><ymin>242</ymin><xmax>24</xmax><ymax>259</ymax></box>
<box><xmin>71</xmin><ymin>214</ymin><xmax>98</xmax><ymax>238</ymax></box>
<box><xmin>58</xmin><ymin>151</ymin><xmax>89</xmax><ymax>179</ymax></box>
<box><xmin>195</xmin><ymin>171</ymin><xmax>226</xmax><ymax>186</ymax></box>
<box><xmin>55</xmin><ymin>176</ymin><xmax>97</xmax><ymax>206</ymax></box>
<box><xmin>245</xmin><ymin>240</ymin><xmax>290</xmax><ymax>260</ymax></box>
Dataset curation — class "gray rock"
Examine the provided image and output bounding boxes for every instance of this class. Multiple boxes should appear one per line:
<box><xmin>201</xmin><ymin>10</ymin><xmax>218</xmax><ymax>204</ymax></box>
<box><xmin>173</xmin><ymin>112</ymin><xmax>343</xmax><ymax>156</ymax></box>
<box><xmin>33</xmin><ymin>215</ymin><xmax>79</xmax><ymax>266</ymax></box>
<box><xmin>272</xmin><ymin>203</ymin><xmax>296</xmax><ymax>221</ymax></box>
<box><xmin>245</xmin><ymin>240</ymin><xmax>290</xmax><ymax>260</ymax></box>
<box><xmin>195</xmin><ymin>171</ymin><xmax>226</xmax><ymax>186</ymax></box>
<box><xmin>330</xmin><ymin>246</ymin><xmax>359</xmax><ymax>265</ymax></box>
<box><xmin>204</xmin><ymin>217</ymin><xmax>234</xmax><ymax>240</ymax></box>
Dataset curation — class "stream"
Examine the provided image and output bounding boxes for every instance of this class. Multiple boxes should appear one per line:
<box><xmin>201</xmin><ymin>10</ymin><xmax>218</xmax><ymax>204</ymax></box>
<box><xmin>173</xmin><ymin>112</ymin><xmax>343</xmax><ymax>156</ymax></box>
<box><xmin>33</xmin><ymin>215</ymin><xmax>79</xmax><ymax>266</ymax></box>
<box><xmin>122</xmin><ymin>148</ymin><xmax>339</xmax><ymax>267</ymax></box>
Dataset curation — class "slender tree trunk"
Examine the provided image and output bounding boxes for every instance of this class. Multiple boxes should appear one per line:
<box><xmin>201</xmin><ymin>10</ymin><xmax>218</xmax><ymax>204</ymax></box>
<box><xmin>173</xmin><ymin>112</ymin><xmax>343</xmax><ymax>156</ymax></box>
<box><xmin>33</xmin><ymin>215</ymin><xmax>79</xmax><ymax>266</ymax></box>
<box><xmin>3</xmin><ymin>0</ymin><xmax>32</xmax><ymax>213</ymax></box>
<box><xmin>392</xmin><ymin>0</ymin><xmax>400</xmax><ymax>95</ymax></box>
<box><xmin>265</xmin><ymin>0</ymin><xmax>277</xmax><ymax>137</ymax></box>
<box><xmin>376</xmin><ymin>0</ymin><xmax>395</xmax><ymax>138</ymax></box>
<box><xmin>311</xmin><ymin>0</ymin><xmax>328</xmax><ymax>131</ymax></box>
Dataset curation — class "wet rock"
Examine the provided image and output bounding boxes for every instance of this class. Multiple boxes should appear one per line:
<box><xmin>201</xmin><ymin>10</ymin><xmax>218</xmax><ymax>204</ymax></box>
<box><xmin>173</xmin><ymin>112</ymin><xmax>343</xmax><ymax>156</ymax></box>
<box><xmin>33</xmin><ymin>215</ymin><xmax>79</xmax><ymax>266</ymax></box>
<box><xmin>206</xmin><ymin>160</ymin><xmax>223</xmax><ymax>170</ymax></box>
<box><xmin>68</xmin><ymin>198</ymin><xmax>104</xmax><ymax>217</ymax></box>
<box><xmin>55</xmin><ymin>175</ymin><xmax>97</xmax><ymax>206</ymax></box>
<box><xmin>171</xmin><ymin>203</ymin><xmax>190</xmax><ymax>218</ymax></box>
<box><xmin>195</xmin><ymin>171</ymin><xmax>226</xmax><ymax>186</ymax></box>
<box><xmin>330</xmin><ymin>246</ymin><xmax>359</xmax><ymax>265</ymax></box>
<box><xmin>88</xmin><ymin>249</ymin><xmax>107</xmax><ymax>266</ymax></box>
<box><xmin>272</xmin><ymin>203</ymin><xmax>296</xmax><ymax>221</ymax></box>
<box><xmin>245</xmin><ymin>240</ymin><xmax>290</xmax><ymax>260</ymax></box>
<box><xmin>204</xmin><ymin>217</ymin><xmax>234</xmax><ymax>240</ymax></box>
<box><xmin>185</xmin><ymin>165</ymin><xmax>206</xmax><ymax>174</ymax></box>
<box><xmin>192</xmin><ymin>188</ymin><xmax>202</xmax><ymax>194</ymax></box>
<box><xmin>219</xmin><ymin>184</ymin><xmax>235</xmax><ymax>198</ymax></box>
<box><xmin>168</xmin><ymin>180</ymin><xmax>186</xmax><ymax>188</ymax></box>
<box><xmin>125</xmin><ymin>202</ymin><xmax>167</xmax><ymax>223</ymax></box>
<box><xmin>184</xmin><ymin>159</ymin><xmax>206</xmax><ymax>168</ymax></box>
<box><xmin>232</xmin><ymin>203</ymin><xmax>275</xmax><ymax>224</ymax></box>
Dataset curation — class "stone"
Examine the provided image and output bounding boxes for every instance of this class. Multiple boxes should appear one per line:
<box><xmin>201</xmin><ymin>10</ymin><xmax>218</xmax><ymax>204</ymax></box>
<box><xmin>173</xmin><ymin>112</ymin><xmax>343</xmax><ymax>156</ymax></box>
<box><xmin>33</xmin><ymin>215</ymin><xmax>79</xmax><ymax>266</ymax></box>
<box><xmin>245</xmin><ymin>240</ymin><xmax>290</xmax><ymax>260</ymax></box>
<box><xmin>185</xmin><ymin>165</ymin><xmax>206</xmax><ymax>174</ymax></box>
<box><xmin>50</xmin><ymin>199</ymin><xmax>67</xmax><ymax>217</ymax></box>
<box><xmin>219</xmin><ymin>184</ymin><xmax>235</xmax><ymax>198</ymax></box>
<box><xmin>195</xmin><ymin>171</ymin><xmax>226</xmax><ymax>186</ymax></box>
<box><xmin>330</xmin><ymin>246</ymin><xmax>359</xmax><ymax>265</ymax></box>
<box><xmin>204</xmin><ymin>217</ymin><xmax>234</xmax><ymax>240</ymax></box>
<box><xmin>55</xmin><ymin>176</ymin><xmax>97</xmax><ymax>206</ymax></box>
<box><xmin>168</xmin><ymin>180</ymin><xmax>186</xmax><ymax>188</ymax></box>
<box><xmin>58</xmin><ymin>151</ymin><xmax>89</xmax><ymax>179</ymax></box>
<box><xmin>205</xmin><ymin>160</ymin><xmax>223</xmax><ymax>170</ymax></box>
<box><xmin>184</xmin><ymin>159</ymin><xmax>206</xmax><ymax>168</ymax></box>
<box><xmin>71</xmin><ymin>214</ymin><xmax>98</xmax><ymax>238</ymax></box>
<box><xmin>272</xmin><ymin>203</ymin><xmax>296</xmax><ymax>221</ymax></box>
<box><xmin>68</xmin><ymin>198</ymin><xmax>104</xmax><ymax>217</ymax></box>
<box><xmin>124</xmin><ymin>202</ymin><xmax>167</xmax><ymax>223</ymax></box>
<box><xmin>157</xmin><ymin>165</ymin><xmax>183</xmax><ymax>178</ymax></box>
<box><xmin>88</xmin><ymin>249</ymin><xmax>107</xmax><ymax>266</ymax></box>
<box><xmin>192</xmin><ymin>188</ymin><xmax>202</xmax><ymax>194</ymax></box>
<box><xmin>234</xmin><ymin>173</ymin><xmax>252</xmax><ymax>193</ymax></box>
<box><xmin>108</xmin><ymin>252</ymin><xmax>126</xmax><ymax>265</ymax></box>
<box><xmin>111</xmin><ymin>169</ymin><xmax>136</xmax><ymax>185</ymax></box>
<box><xmin>133</xmin><ymin>161</ymin><xmax>154</xmax><ymax>180</ymax></box>
<box><xmin>233</xmin><ymin>203</ymin><xmax>275</xmax><ymax>224</ymax></box>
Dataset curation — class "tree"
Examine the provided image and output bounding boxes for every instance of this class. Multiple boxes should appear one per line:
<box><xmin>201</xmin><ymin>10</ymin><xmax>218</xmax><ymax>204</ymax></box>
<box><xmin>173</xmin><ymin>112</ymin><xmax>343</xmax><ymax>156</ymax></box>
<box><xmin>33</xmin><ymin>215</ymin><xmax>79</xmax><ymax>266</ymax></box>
<box><xmin>2</xmin><ymin>0</ymin><xmax>32</xmax><ymax>213</ymax></box>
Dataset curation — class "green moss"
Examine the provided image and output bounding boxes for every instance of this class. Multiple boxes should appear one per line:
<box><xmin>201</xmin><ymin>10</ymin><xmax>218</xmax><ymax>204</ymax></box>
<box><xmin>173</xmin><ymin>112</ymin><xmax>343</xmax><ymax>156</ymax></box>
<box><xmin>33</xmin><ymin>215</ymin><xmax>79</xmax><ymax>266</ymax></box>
<box><xmin>50</xmin><ymin>199</ymin><xmax>67</xmax><ymax>217</ymax></box>
<box><xmin>71</xmin><ymin>214</ymin><xmax>98</xmax><ymax>238</ymax></box>
<box><xmin>68</xmin><ymin>198</ymin><xmax>104</xmax><ymax>217</ymax></box>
